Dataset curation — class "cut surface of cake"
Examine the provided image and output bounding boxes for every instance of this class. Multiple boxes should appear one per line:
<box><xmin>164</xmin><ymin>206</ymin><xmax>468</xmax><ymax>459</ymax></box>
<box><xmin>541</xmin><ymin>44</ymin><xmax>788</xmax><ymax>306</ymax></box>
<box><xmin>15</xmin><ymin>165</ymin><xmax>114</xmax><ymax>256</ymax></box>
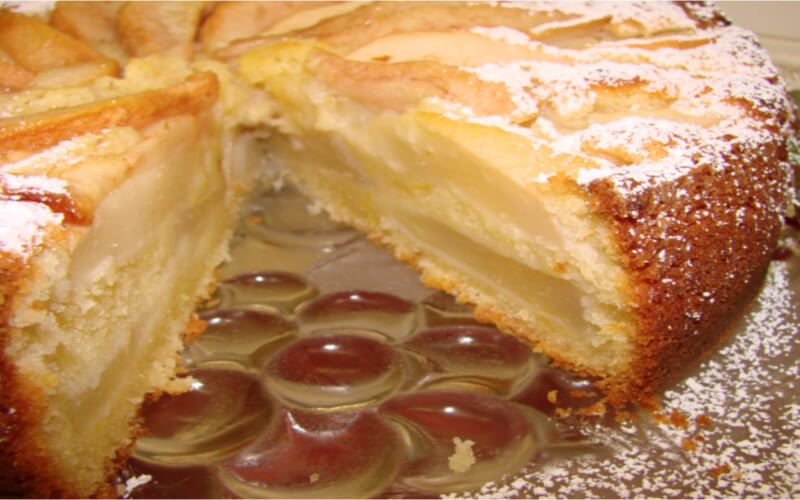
<box><xmin>0</xmin><ymin>1</ymin><xmax>796</xmax><ymax>497</ymax></box>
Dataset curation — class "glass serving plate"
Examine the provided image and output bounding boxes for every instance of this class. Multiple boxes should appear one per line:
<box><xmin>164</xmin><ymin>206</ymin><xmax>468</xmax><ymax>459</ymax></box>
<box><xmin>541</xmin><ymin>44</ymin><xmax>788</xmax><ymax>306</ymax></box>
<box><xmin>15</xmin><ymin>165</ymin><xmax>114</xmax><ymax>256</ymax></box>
<box><xmin>119</xmin><ymin>42</ymin><xmax>800</xmax><ymax>500</ymax></box>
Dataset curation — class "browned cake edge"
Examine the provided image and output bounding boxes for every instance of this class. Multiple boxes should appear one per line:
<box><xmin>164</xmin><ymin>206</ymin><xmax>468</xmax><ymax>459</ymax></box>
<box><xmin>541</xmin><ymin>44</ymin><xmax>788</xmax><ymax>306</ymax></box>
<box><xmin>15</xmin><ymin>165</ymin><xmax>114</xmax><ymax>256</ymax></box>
<box><xmin>587</xmin><ymin>133</ymin><xmax>792</xmax><ymax>405</ymax></box>
<box><xmin>0</xmin><ymin>225</ymin><xmax>87</xmax><ymax>498</ymax></box>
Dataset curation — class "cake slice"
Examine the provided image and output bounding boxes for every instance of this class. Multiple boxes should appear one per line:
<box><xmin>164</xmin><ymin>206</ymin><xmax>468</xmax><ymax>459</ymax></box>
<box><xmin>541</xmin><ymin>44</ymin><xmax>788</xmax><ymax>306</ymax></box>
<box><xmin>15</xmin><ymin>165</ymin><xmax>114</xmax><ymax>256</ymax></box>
<box><xmin>0</xmin><ymin>46</ymin><xmax>249</xmax><ymax>498</ymax></box>
<box><xmin>0</xmin><ymin>6</ymin><xmax>277</xmax><ymax>496</ymax></box>
<box><xmin>0</xmin><ymin>79</ymin><xmax>228</xmax><ymax>497</ymax></box>
<box><xmin>226</xmin><ymin>1</ymin><xmax>796</xmax><ymax>404</ymax></box>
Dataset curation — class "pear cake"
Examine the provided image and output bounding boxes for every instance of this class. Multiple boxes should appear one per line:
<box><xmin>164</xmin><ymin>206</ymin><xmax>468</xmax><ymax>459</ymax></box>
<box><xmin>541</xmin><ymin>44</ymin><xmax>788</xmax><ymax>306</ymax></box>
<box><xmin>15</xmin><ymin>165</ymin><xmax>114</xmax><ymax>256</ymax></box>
<box><xmin>0</xmin><ymin>1</ymin><xmax>796</xmax><ymax>497</ymax></box>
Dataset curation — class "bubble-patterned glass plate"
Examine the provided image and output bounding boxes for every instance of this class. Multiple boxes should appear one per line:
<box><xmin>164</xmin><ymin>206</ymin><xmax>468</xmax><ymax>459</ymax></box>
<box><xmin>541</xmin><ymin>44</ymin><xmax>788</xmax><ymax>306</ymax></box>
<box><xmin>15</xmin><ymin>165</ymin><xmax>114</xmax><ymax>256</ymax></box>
<box><xmin>119</xmin><ymin>64</ymin><xmax>800</xmax><ymax>499</ymax></box>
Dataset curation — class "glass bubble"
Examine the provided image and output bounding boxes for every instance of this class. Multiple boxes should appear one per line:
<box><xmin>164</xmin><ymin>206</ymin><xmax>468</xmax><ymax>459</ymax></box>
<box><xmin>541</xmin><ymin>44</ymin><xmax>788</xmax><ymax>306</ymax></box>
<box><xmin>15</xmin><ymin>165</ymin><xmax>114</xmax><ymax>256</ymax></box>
<box><xmin>219</xmin><ymin>408</ymin><xmax>403</xmax><ymax>498</ymax></box>
<box><xmin>135</xmin><ymin>368</ymin><xmax>274</xmax><ymax>466</ymax></box>
<box><xmin>263</xmin><ymin>333</ymin><xmax>404</xmax><ymax>409</ymax></box>
<box><xmin>403</xmin><ymin>326</ymin><xmax>538</xmax><ymax>390</ymax></box>
<box><xmin>214</xmin><ymin>271</ymin><xmax>317</xmax><ymax>315</ymax></box>
<box><xmin>380</xmin><ymin>390</ymin><xmax>538</xmax><ymax>493</ymax></box>
<box><xmin>298</xmin><ymin>290</ymin><xmax>417</xmax><ymax>340</ymax></box>
<box><xmin>188</xmin><ymin>309</ymin><xmax>295</xmax><ymax>366</ymax></box>
<box><xmin>420</xmin><ymin>290</ymin><xmax>482</xmax><ymax>327</ymax></box>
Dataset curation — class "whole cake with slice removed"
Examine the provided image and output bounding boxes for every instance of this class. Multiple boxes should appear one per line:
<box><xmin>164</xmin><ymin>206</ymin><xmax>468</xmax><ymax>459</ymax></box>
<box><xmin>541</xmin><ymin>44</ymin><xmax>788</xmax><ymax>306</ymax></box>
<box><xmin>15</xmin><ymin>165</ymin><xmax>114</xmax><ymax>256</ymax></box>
<box><xmin>0</xmin><ymin>1</ymin><xmax>796</xmax><ymax>497</ymax></box>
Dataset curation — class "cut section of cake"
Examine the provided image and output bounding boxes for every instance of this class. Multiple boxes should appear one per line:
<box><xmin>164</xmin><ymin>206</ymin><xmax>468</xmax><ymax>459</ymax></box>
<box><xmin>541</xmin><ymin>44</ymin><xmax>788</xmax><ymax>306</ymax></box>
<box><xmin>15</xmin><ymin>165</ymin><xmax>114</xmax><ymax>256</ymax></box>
<box><xmin>0</xmin><ymin>74</ymin><xmax>237</xmax><ymax>497</ymax></box>
<box><xmin>0</xmin><ymin>9</ymin><xmax>263</xmax><ymax>491</ymax></box>
<box><xmin>0</xmin><ymin>6</ymin><xmax>279</xmax><ymax>496</ymax></box>
<box><xmin>227</xmin><ymin>1</ymin><xmax>796</xmax><ymax>404</ymax></box>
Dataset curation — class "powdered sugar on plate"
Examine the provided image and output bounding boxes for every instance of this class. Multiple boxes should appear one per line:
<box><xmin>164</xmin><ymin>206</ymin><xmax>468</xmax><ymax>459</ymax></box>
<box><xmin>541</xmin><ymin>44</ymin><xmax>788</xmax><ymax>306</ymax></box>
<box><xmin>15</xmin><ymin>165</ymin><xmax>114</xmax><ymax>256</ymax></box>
<box><xmin>460</xmin><ymin>259</ymin><xmax>800</xmax><ymax>498</ymax></box>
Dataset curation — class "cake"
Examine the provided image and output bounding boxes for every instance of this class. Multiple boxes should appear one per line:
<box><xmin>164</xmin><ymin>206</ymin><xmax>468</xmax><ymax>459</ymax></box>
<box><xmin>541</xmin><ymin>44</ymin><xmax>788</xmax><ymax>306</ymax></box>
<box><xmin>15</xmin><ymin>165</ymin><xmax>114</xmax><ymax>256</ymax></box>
<box><xmin>0</xmin><ymin>1</ymin><xmax>795</xmax><ymax>497</ymax></box>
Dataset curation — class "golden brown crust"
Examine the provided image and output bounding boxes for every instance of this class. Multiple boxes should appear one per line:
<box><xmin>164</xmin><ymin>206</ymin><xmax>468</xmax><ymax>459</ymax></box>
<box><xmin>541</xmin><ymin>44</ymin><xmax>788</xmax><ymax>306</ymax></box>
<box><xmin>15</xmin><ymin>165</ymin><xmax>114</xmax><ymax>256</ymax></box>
<box><xmin>0</xmin><ymin>177</ymin><xmax>91</xmax><ymax>226</ymax></box>
<box><xmin>199</xmin><ymin>1</ymin><xmax>340</xmax><ymax>54</ymax></box>
<box><xmin>306</xmin><ymin>48</ymin><xmax>518</xmax><ymax>117</ymax></box>
<box><xmin>583</xmin><ymin>134</ymin><xmax>790</xmax><ymax>404</ymax></box>
<box><xmin>678</xmin><ymin>1</ymin><xmax>732</xmax><ymax>29</ymax></box>
<box><xmin>116</xmin><ymin>2</ymin><xmax>205</xmax><ymax>59</ymax></box>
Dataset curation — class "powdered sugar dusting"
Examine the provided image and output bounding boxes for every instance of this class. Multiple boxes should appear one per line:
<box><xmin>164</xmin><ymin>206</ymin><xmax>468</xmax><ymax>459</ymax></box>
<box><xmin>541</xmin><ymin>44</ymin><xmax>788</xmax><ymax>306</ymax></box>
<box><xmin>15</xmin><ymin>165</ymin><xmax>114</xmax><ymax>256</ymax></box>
<box><xmin>0</xmin><ymin>170</ymin><xmax>70</xmax><ymax>258</ymax></box>
<box><xmin>459</xmin><ymin>260</ymin><xmax>800</xmax><ymax>498</ymax></box>
<box><xmin>469</xmin><ymin>26</ymin><xmax>530</xmax><ymax>46</ymax></box>
<box><xmin>455</xmin><ymin>3</ymin><xmax>795</xmax><ymax>200</ymax></box>
<box><xmin>2</xmin><ymin>173</ymin><xmax>69</xmax><ymax>197</ymax></box>
<box><xmin>569</xmin><ymin>117</ymin><xmax>775</xmax><ymax>194</ymax></box>
<box><xmin>0</xmin><ymin>200</ymin><xmax>62</xmax><ymax>257</ymax></box>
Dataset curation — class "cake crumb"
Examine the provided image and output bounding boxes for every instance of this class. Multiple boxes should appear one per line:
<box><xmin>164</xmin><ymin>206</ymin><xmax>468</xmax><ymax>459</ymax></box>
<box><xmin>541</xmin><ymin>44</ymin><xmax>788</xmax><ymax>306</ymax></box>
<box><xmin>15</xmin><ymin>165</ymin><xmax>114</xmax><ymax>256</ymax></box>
<box><xmin>576</xmin><ymin>402</ymin><xmax>606</xmax><ymax>417</ymax></box>
<box><xmin>708</xmin><ymin>463</ymin><xmax>732</xmax><ymax>477</ymax></box>
<box><xmin>681</xmin><ymin>437</ymin><xmax>698</xmax><ymax>452</ymax></box>
<box><xmin>668</xmin><ymin>409</ymin><xmax>689</xmax><ymax>429</ymax></box>
<box><xmin>248</xmin><ymin>215</ymin><xmax>262</xmax><ymax>224</ymax></box>
<box><xmin>653</xmin><ymin>409</ymin><xmax>689</xmax><ymax>429</ymax></box>
<box><xmin>695</xmin><ymin>413</ymin><xmax>712</xmax><ymax>427</ymax></box>
<box><xmin>547</xmin><ymin>389</ymin><xmax>559</xmax><ymax>404</ymax></box>
<box><xmin>614</xmin><ymin>410</ymin><xmax>640</xmax><ymax>423</ymax></box>
<box><xmin>449</xmin><ymin>437</ymin><xmax>477</xmax><ymax>473</ymax></box>
<box><xmin>554</xmin><ymin>407</ymin><xmax>573</xmax><ymax>418</ymax></box>
<box><xmin>306</xmin><ymin>200</ymin><xmax>324</xmax><ymax>215</ymax></box>
<box><xmin>309</xmin><ymin>473</ymin><xmax>319</xmax><ymax>483</ymax></box>
<box><xmin>120</xmin><ymin>474</ymin><xmax>152</xmax><ymax>498</ymax></box>
<box><xmin>570</xmin><ymin>390</ymin><xmax>597</xmax><ymax>399</ymax></box>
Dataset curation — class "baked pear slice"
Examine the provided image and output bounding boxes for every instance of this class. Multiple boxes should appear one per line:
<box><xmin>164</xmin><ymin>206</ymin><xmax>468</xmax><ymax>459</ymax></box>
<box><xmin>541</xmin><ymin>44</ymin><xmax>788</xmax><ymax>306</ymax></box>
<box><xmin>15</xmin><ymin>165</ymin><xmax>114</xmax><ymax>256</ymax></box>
<box><xmin>0</xmin><ymin>8</ymin><xmax>120</xmax><ymax>89</ymax></box>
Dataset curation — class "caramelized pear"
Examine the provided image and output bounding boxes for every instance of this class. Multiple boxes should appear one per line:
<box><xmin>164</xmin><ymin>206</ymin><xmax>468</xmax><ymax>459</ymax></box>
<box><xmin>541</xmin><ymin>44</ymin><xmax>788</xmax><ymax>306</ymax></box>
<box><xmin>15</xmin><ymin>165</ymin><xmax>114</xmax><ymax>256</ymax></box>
<box><xmin>116</xmin><ymin>1</ymin><xmax>205</xmax><ymax>59</ymax></box>
<box><xmin>306</xmin><ymin>48</ymin><xmax>519</xmax><ymax>118</ymax></box>
<box><xmin>199</xmin><ymin>1</ymin><xmax>340</xmax><ymax>53</ymax></box>
<box><xmin>0</xmin><ymin>9</ymin><xmax>107</xmax><ymax>72</ymax></box>
<box><xmin>0</xmin><ymin>72</ymin><xmax>218</xmax><ymax>152</ymax></box>
<box><xmin>49</xmin><ymin>2</ymin><xmax>122</xmax><ymax>45</ymax></box>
